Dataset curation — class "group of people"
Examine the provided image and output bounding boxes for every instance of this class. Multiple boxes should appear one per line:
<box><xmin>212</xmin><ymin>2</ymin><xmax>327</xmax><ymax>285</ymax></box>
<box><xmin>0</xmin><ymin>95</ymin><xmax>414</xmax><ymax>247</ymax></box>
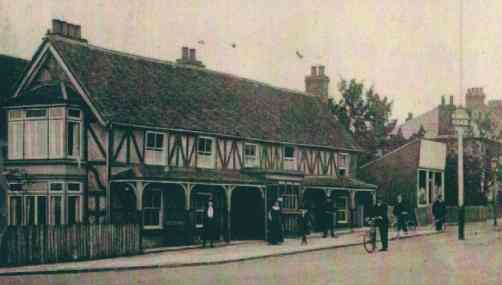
<box><xmin>200</xmin><ymin>193</ymin><xmax>448</xmax><ymax>250</ymax></box>
<box><xmin>269</xmin><ymin>196</ymin><xmax>338</xmax><ymax>245</ymax></box>
<box><xmin>370</xmin><ymin>194</ymin><xmax>447</xmax><ymax>252</ymax></box>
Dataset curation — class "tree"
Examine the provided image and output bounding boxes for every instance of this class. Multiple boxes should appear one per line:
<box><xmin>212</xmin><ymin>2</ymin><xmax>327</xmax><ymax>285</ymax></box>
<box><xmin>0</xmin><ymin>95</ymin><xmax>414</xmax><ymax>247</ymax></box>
<box><xmin>330</xmin><ymin>78</ymin><xmax>395</xmax><ymax>164</ymax></box>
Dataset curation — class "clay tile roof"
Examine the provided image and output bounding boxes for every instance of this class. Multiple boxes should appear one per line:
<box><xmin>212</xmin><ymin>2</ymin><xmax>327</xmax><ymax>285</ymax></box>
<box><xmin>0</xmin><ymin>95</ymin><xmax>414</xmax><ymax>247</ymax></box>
<box><xmin>49</xmin><ymin>36</ymin><xmax>361</xmax><ymax>151</ymax></box>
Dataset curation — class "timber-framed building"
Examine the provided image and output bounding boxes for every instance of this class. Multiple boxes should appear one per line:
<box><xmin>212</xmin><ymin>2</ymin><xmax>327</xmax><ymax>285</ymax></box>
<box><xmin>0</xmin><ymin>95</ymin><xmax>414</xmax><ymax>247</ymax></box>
<box><xmin>2</xmin><ymin>20</ymin><xmax>376</xmax><ymax>247</ymax></box>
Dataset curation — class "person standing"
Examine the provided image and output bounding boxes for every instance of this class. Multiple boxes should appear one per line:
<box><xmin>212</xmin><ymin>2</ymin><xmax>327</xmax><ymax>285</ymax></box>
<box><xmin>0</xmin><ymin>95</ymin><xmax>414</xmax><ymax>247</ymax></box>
<box><xmin>298</xmin><ymin>209</ymin><xmax>310</xmax><ymax>245</ymax></box>
<box><xmin>432</xmin><ymin>195</ymin><xmax>447</xmax><ymax>231</ymax></box>
<box><xmin>202</xmin><ymin>200</ymin><xmax>217</xmax><ymax>248</ymax></box>
<box><xmin>322</xmin><ymin>196</ymin><xmax>336</xmax><ymax>238</ymax></box>
<box><xmin>393</xmin><ymin>195</ymin><xmax>408</xmax><ymax>239</ymax></box>
<box><xmin>372</xmin><ymin>198</ymin><xmax>389</xmax><ymax>251</ymax></box>
<box><xmin>268</xmin><ymin>200</ymin><xmax>283</xmax><ymax>245</ymax></box>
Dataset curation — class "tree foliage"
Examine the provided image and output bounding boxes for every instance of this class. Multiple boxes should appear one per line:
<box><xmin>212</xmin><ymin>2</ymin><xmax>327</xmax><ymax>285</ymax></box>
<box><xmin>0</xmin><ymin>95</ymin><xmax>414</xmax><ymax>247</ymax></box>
<box><xmin>330</xmin><ymin>78</ymin><xmax>396</xmax><ymax>163</ymax></box>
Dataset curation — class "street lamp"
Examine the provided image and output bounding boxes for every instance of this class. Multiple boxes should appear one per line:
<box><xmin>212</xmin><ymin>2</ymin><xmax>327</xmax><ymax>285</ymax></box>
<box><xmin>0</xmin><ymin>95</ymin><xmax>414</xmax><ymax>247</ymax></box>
<box><xmin>452</xmin><ymin>107</ymin><xmax>470</xmax><ymax>240</ymax></box>
<box><xmin>491</xmin><ymin>158</ymin><xmax>499</xmax><ymax>226</ymax></box>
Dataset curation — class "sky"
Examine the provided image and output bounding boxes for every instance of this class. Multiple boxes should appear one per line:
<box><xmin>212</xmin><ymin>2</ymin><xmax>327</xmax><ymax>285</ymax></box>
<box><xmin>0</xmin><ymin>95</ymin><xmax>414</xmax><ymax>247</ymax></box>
<box><xmin>0</xmin><ymin>0</ymin><xmax>501</xmax><ymax>123</ymax></box>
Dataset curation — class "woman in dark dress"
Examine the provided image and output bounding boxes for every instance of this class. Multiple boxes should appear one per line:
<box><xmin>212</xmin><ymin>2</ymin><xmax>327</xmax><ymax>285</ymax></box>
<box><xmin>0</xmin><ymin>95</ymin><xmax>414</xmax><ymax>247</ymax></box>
<box><xmin>268</xmin><ymin>200</ymin><xmax>283</xmax><ymax>245</ymax></box>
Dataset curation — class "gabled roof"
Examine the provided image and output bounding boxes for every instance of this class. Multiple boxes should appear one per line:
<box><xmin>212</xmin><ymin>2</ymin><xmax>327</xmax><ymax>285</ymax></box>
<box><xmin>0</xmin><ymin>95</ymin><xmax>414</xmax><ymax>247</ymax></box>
<box><xmin>392</xmin><ymin>107</ymin><xmax>440</xmax><ymax>139</ymax></box>
<box><xmin>0</xmin><ymin>55</ymin><xmax>29</xmax><ymax>105</ymax></box>
<box><xmin>44</xmin><ymin>36</ymin><xmax>361</xmax><ymax>151</ymax></box>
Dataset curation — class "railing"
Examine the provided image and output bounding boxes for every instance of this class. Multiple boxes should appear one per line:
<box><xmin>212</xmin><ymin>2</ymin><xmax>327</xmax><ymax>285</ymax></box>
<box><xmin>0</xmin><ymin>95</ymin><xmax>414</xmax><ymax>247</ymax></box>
<box><xmin>0</xmin><ymin>223</ymin><xmax>141</xmax><ymax>267</ymax></box>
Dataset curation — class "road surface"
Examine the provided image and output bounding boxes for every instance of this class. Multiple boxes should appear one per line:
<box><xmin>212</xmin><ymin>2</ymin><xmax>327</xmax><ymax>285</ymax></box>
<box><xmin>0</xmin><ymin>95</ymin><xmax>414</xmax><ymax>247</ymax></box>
<box><xmin>2</xmin><ymin>228</ymin><xmax>501</xmax><ymax>285</ymax></box>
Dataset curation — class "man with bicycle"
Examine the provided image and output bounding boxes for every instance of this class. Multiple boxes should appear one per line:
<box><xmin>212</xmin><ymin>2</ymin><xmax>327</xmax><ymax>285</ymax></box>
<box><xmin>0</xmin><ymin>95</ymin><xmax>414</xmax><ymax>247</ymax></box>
<box><xmin>393</xmin><ymin>195</ymin><xmax>408</xmax><ymax>239</ymax></box>
<box><xmin>372</xmin><ymin>197</ymin><xmax>389</xmax><ymax>251</ymax></box>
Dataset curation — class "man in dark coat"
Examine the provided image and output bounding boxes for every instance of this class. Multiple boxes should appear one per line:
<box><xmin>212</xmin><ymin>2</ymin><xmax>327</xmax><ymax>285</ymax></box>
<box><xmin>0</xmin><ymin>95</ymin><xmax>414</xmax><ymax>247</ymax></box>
<box><xmin>202</xmin><ymin>200</ymin><xmax>217</xmax><ymax>248</ymax></box>
<box><xmin>322</xmin><ymin>196</ymin><xmax>337</xmax><ymax>238</ymax></box>
<box><xmin>432</xmin><ymin>195</ymin><xmax>447</xmax><ymax>231</ymax></box>
<box><xmin>372</xmin><ymin>198</ymin><xmax>389</xmax><ymax>251</ymax></box>
<box><xmin>393</xmin><ymin>195</ymin><xmax>408</xmax><ymax>238</ymax></box>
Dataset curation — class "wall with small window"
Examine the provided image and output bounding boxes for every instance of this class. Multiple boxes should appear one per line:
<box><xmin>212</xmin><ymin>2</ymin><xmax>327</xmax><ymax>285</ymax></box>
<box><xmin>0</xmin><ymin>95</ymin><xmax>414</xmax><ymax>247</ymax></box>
<box><xmin>145</xmin><ymin>131</ymin><xmax>166</xmax><ymax>165</ymax></box>
<box><xmin>336</xmin><ymin>153</ymin><xmax>350</xmax><ymax>177</ymax></box>
<box><xmin>244</xmin><ymin>143</ymin><xmax>259</xmax><ymax>168</ymax></box>
<box><xmin>7</xmin><ymin>181</ymin><xmax>83</xmax><ymax>226</ymax></box>
<box><xmin>7</xmin><ymin>107</ymin><xmax>82</xmax><ymax>160</ymax></box>
<box><xmin>283</xmin><ymin>145</ymin><xmax>296</xmax><ymax>171</ymax></box>
<box><xmin>197</xmin><ymin>136</ymin><xmax>215</xmax><ymax>169</ymax></box>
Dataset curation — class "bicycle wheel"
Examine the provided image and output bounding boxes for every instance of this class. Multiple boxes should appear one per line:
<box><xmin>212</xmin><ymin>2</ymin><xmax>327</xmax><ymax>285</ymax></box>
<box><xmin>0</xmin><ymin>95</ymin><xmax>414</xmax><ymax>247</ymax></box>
<box><xmin>363</xmin><ymin>233</ymin><xmax>376</xmax><ymax>253</ymax></box>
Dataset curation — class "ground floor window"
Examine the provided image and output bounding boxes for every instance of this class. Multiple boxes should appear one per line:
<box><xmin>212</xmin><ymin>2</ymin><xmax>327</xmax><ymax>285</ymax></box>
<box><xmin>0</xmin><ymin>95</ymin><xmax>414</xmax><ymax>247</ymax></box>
<box><xmin>143</xmin><ymin>190</ymin><xmax>163</xmax><ymax>229</ymax></box>
<box><xmin>7</xmin><ymin>181</ymin><xmax>82</xmax><ymax>226</ymax></box>
<box><xmin>417</xmin><ymin>169</ymin><xmax>444</xmax><ymax>207</ymax></box>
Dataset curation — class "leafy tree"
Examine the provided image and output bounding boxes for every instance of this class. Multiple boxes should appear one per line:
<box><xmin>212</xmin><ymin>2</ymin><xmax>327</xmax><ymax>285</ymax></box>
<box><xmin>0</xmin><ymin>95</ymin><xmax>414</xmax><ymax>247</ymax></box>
<box><xmin>330</xmin><ymin>78</ymin><xmax>395</xmax><ymax>163</ymax></box>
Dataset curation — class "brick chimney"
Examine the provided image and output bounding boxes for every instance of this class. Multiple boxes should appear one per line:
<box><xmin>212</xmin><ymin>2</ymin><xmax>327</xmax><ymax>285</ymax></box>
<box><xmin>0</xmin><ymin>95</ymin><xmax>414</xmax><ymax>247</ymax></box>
<box><xmin>176</xmin><ymin>46</ymin><xmax>205</xmax><ymax>68</ymax></box>
<box><xmin>305</xmin><ymin>65</ymin><xmax>330</xmax><ymax>101</ymax></box>
<box><xmin>406</xmin><ymin>112</ymin><xmax>413</xmax><ymax>122</ymax></box>
<box><xmin>48</xmin><ymin>19</ymin><xmax>85</xmax><ymax>42</ymax></box>
<box><xmin>465</xmin><ymin>87</ymin><xmax>486</xmax><ymax>109</ymax></box>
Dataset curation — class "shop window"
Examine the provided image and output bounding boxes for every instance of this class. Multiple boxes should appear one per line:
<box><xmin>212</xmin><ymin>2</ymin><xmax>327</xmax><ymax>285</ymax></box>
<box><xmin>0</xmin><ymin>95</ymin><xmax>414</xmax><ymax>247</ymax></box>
<box><xmin>281</xmin><ymin>186</ymin><xmax>299</xmax><ymax>210</ymax></box>
<box><xmin>335</xmin><ymin>196</ymin><xmax>348</xmax><ymax>223</ymax></box>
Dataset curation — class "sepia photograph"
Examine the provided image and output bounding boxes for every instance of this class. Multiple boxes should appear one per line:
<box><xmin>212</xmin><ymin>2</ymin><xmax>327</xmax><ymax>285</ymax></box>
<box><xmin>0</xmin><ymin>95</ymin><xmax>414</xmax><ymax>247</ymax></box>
<box><xmin>0</xmin><ymin>1</ymin><xmax>501</xmax><ymax>284</ymax></box>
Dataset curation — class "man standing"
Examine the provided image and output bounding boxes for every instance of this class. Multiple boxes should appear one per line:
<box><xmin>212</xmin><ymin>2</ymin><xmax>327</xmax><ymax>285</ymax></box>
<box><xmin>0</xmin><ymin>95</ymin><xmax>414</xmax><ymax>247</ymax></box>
<box><xmin>393</xmin><ymin>195</ymin><xmax>408</xmax><ymax>239</ymax></box>
<box><xmin>432</xmin><ymin>195</ymin><xmax>447</xmax><ymax>231</ymax></box>
<box><xmin>373</xmin><ymin>198</ymin><xmax>389</xmax><ymax>251</ymax></box>
<box><xmin>322</xmin><ymin>195</ymin><xmax>336</xmax><ymax>238</ymax></box>
<box><xmin>202</xmin><ymin>200</ymin><xmax>217</xmax><ymax>248</ymax></box>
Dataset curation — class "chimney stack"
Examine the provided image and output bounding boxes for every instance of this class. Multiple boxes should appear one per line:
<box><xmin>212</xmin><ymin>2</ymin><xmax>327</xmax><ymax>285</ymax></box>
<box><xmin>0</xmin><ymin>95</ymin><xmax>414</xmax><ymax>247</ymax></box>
<box><xmin>49</xmin><ymin>19</ymin><xmax>86</xmax><ymax>42</ymax></box>
<box><xmin>176</xmin><ymin>46</ymin><xmax>205</xmax><ymax>68</ymax></box>
<box><xmin>465</xmin><ymin>87</ymin><xmax>486</xmax><ymax>109</ymax></box>
<box><xmin>441</xmin><ymin>95</ymin><xmax>445</xmax><ymax>106</ymax></box>
<box><xmin>305</xmin><ymin>65</ymin><xmax>330</xmax><ymax>102</ymax></box>
<box><xmin>449</xmin><ymin>95</ymin><xmax>454</xmax><ymax>105</ymax></box>
<box><xmin>189</xmin><ymin>48</ymin><xmax>196</xmax><ymax>61</ymax></box>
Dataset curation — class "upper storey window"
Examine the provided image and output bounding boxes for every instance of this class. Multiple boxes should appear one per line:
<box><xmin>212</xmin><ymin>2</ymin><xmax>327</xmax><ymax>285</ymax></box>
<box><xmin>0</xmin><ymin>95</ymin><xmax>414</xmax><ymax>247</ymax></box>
<box><xmin>337</xmin><ymin>153</ymin><xmax>350</xmax><ymax>177</ymax></box>
<box><xmin>7</xmin><ymin>107</ymin><xmax>81</xmax><ymax>160</ymax></box>
<box><xmin>244</xmin><ymin>143</ymin><xmax>259</xmax><ymax>168</ymax></box>
<box><xmin>283</xmin><ymin>145</ymin><xmax>296</xmax><ymax>170</ymax></box>
<box><xmin>145</xmin><ymin>131</ymin><xmax>165</xmax><ymax>165</ymax></box>
<box><xmin>197</xmin><ymin>136</ymin><xmax>215</xmax><ymax>168</ymax></box>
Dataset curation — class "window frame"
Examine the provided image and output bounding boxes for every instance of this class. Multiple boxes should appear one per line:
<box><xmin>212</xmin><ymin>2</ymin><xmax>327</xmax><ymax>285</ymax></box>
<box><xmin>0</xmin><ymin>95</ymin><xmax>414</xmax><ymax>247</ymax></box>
<box><xmin>283</xmin><ymin>145</ymin><xmax>295</xmax><ymax>161</ymax></box>
<box><xmin>145</xmin><ymin>131</ymin><xmax>165</xmax><ymax>151</ymax></box>
<box><xmin>334</xmin><ymin>195</ymin><xmax>349</xmax><ymax>224</ymax></box>
<box><xmin>337</xmin><ymin>153</ymin><xmax>349</xmax><ymax>177</ymax></box>
<box><xmin>143</xmin><ymin>189</ymin><xmax>163</xmax><ymax>229</ymax></box>
<box><xmin>244</xmin><ymin>143</ymin><xmax>259</xmax><ymax>167</ymax></box>
<box><xmin>24</xmin><ymin>195</ymin><xmax>48</xmax><ymax>225</ymax></box>
<box><xmin>197</xmin><ymin>136</ymin><xmax>214</xmax><ymax>156</ymax></box>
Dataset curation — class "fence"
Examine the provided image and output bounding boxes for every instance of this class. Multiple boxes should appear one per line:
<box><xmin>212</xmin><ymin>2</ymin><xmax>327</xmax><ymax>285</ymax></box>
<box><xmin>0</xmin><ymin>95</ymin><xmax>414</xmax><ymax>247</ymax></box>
<box><xmin>0</xmin><ymin>223</ymin><xmax>141</xmax><ymax>267</ymax></box>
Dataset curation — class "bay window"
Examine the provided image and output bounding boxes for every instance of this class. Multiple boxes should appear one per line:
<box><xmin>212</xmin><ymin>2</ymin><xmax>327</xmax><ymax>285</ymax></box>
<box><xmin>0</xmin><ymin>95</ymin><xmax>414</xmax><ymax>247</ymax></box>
<box><xmin>6</xmin><ymin>181</ymin><xmax>82</xmax><ymax>226</ymax></box>
<box><xmin>7</xmin><ymin>107</ymin><xmax>82</xmax><ymax>160</ymax></box>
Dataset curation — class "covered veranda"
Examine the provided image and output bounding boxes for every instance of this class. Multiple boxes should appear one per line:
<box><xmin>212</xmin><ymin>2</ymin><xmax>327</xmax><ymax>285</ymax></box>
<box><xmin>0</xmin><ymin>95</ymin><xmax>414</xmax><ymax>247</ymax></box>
<box><xmin>110</xmin><ymin>166</ymin><xmax>266</xmax><ymax>248</ymax></box>
<box><xmin>303</xmin><ymin>176</ymin><xmax>377</xmax><ymax>229</ymax></box>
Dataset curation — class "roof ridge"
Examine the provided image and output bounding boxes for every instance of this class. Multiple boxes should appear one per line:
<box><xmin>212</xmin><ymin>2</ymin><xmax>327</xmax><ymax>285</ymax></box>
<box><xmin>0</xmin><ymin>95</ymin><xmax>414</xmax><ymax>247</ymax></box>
<box><xmin>47</xmin><ymin>35</ymin><xmax>316</xmax><ymax>100</ymax></box>
<box><xmin>360</xmin><ymin>138</ymin><xmax>420</xmax><ymax>169</ymax></box>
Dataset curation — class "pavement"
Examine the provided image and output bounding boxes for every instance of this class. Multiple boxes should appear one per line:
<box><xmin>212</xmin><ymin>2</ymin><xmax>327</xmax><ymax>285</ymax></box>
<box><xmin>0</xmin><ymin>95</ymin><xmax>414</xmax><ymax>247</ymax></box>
<box><xmin>0</xmin><ymin>225</ymin><xmax>441</xmax><ymax>276</ymax></box>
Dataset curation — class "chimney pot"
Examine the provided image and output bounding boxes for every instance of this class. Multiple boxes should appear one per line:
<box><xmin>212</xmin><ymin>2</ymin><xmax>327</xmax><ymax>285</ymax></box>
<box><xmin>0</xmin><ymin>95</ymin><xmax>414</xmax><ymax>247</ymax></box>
<box><xmin>189</xmin><ymin>48</ymin><xmax>196</xmax><ymax>61</ymax></box>
<box><xmin>449</xmin><ymin>95</ymin><xmax>454</xmax><ymax>105</ymax></box>
<box><xmin>319</xmin><ymin>65</ymin><xmax>325</xmax><ymax>76</ymax></box>
<box><xmin>441</xmin><ymin>95</ymin><xmax>445</xmax><ymax>105</ymax></box>
<box><xmin>311</xmin><ymin>66</ymin><xmax>317</xmax><ymax>76</ymax></box>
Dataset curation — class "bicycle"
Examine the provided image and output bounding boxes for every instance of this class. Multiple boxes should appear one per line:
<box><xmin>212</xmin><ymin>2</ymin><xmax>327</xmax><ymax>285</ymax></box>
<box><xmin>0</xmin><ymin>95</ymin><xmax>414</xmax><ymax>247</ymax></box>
<box><xmin>363</xmin><ymin>217</ymin><xmax>382</xmax><ymax>253</ymax></box>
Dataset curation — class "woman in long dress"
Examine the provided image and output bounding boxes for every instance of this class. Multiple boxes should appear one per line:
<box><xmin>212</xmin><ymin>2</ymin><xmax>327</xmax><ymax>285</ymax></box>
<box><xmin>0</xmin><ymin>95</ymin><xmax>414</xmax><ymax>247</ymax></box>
<box><xmin>268</xmin><ymin>200</ymin><xmax>283</xmax><ymax>245</ymax></box>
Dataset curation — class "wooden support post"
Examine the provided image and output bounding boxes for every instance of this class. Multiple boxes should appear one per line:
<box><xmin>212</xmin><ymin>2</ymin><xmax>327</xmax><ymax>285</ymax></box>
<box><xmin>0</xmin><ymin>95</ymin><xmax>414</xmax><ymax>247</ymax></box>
<box><xmin>349</xmin><ymin>190</ymin><xmax>356</xmax><ymax>229</ymax></box>
<box><xmin>262</xmin><ymin>186</ymin><xmax>268</xmax><ymax>242</ymax></box>
<box><xmin>135</xmin><ymin>181</ymin><xmax>144</xmax><ymax>251</ymax></box>
<box><xmin>224</xmin><ymin>185</ymin><xmax>236</xmax><ymax>243</ymax></box>
<box><xmin>105</xmin><ymin>125</ymin><xmax>113</xmax><ymax>223</ymax></box>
